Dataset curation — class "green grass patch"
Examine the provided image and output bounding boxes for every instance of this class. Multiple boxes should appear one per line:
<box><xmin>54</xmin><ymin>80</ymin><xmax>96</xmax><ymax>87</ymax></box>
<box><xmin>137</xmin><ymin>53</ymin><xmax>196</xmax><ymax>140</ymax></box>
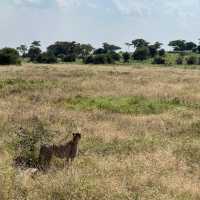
<box><xmin>64</xmin><ymin>96</ymin><xmax>181</xmax><ymax>115</ymax></box>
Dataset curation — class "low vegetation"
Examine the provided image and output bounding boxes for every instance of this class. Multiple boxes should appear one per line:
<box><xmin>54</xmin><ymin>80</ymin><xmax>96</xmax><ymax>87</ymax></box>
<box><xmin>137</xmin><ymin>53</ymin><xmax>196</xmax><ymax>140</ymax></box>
<box><xmin>0</xmin><ymin>63</ymin><xmax>200</xmax><ymax>199</ymax></box>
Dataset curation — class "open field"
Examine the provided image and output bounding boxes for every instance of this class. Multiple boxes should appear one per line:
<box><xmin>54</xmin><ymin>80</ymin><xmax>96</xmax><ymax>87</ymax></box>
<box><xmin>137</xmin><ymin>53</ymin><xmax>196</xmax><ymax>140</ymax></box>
<box><xmin>1</xmin><ymin>63</ymin><xmax>200</xmax><ymax>199</ymax></box>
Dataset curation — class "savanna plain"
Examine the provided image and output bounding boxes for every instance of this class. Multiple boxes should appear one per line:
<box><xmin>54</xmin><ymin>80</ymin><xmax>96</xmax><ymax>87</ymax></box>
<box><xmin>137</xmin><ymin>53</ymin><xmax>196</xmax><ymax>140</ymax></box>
<box><xmin>0</xmin><ymin>63</ymin><xmax>200</xmax><ymax>200</ymax></box>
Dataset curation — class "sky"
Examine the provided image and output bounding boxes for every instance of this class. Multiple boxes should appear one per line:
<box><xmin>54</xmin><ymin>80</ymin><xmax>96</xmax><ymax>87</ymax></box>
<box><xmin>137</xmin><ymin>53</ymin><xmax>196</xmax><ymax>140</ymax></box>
<box><xmin>0</xmin><ymin>0</ymin><xmax>200</xmax><ymax>50</ymax></box>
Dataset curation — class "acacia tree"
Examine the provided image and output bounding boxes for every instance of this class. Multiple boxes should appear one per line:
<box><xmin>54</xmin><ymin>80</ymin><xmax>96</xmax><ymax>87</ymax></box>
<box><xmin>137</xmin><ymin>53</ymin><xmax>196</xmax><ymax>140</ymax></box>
<box><xmin>28</xmin><ymin>41</ymin><xmax>42</xmax><ymax>62</ymax></box>
<box><xmin>16</xmin><ymin>45</ymin><xmax>28</xmax><ymax>57</ymax></box>
<box><xmin>168</xmin><ymin>40</ymin><xmax>186</xmax><ymax>51</ymax></box>
<box><xmin>131</xmin><ymin>39</ymin><xmax>149</xmax><ymax>48</ymax></box>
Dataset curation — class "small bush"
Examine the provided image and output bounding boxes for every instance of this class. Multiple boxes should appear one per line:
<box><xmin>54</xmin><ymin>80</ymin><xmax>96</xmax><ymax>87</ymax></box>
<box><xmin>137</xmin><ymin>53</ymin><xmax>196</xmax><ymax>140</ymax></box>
<box><xmin>108</xmin><ymin>52</ymin><xmax>120</xmax><ymax>61</ymax></box>
<box><xmin>93</xmin><ymin>54</ymin><xmax>107</xmax><ymax>64</ymax></box>
<box><xmin>84</xmin><ymin>55</ymin><xmax>94</xmax><ymax>64</ymax></box>
<box><xmin>63</xmin><ymin>55</ymin><xmax>76</xmax><ymax>62</ymax></box>
<box><xmin>152</xmin><ymin>56</ymin><xmax>165</xmax><ymax>64</ymax></box>
<box><xmin>186</xmin><ymin>56</ymin><xmax>197</xmax><ymax>65</ymax></box>
<box><xmin>36</xmin><ymin>52</ymin><xmax>57</xmax><ymax>63</ymax></box>
<box><xmin>158</xmin><ymin>49</ymin><xmax>165</xmax><ymax>56</ymax></box>
<box><xmin>122</xmin><ymin>52</ymin><xmax>130</xmax><ymax>63</ymax></box>
<box><xmin>176</xmin><ymin>56</ymin><xmax>183</xmax><ymax>65</ymax></box>
<box><xmin>0</xmin><ymin>48</ymin><xmax>21</xmax><ymax>65</ymax></box>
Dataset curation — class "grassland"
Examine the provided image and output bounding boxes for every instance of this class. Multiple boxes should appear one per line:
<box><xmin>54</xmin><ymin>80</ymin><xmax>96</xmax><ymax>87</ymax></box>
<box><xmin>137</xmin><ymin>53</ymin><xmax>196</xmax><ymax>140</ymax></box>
<box><xmin>1</xmin><ymin>63</ymin><xmax>200</xmax><ymax>199</ymax></box>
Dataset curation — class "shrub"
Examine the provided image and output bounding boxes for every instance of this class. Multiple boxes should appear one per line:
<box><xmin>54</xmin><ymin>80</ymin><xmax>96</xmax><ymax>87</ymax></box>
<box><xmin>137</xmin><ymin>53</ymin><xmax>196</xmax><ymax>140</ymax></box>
<box><xmin>13</xmin><ymin>117</ymin><xmax>53</xmax><ymax>167</ymax></box>
<box><xmin>186</xmin><ymin>56</ymin><xmax>197</xmax><ymax>65</ymax></box>
<box><xmin>84</xmin><ymin>55</ymin><xmax>94</xmax><ymax>64</ymax></box>
<box><xmin>122</xmin><ymin>52</ymin><xmax>130</xmax><ymax>63</ymax></box>
<box><xmin>0</xmin><ymin>48</ymin><xmax>21</xmax><ymax>65</ymax></box>
<box><xmin>158</xmin><ymin>49</ymin><xmax>165</xmax><ymax>56</ymax></box>
<box><xmin>36</xmin><ymin>52</ymin><xmax>57</xmax><ymax>63</ymax></box>
<box><xmin>93</xmin><ymin>54</ymin><xmax>107</xmax><ymax>64</ymax></box>
<box><xmin>176</xmin><ymin>56</ymin><xmax>183</xmax><ymax>65</ymax></box>
<box><xmin>133</xmin><ymin>46</ymin><xmax>150</xmax><ymax>60</ymax></box>
<box><xmin>108</xmin><ymin>52</ymin><xmax>120</xmax><ymax>61</ymax></box>
<box><xmin>152</xmin><ymin>56</ymin><xmax>166</xmax><ymax>64</ymax></box>
<box><xmin>63</xmin><ymin>55</ymin><xmax>76</xmax><ymax>62</ymax></box>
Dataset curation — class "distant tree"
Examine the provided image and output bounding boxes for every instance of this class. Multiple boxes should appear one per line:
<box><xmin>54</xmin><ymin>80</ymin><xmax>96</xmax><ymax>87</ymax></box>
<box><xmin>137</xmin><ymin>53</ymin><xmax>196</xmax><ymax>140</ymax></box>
<box><xmin>31</xmin><ymin>41</ymin><xmax>41</xmax><ymax>48</ymax></box>
<box><xmin>168</xmin><ymin>40</ymin><xmax>186</xmax><ymax>51</ymax></box>
<box><xmin>196</xmin><ymin>46</ymin><xmax>200</xmax><ymax>53</ymax></box>
<box><xmin>28</xmin><ymin>47</ymin><xmax>41</xmax><ymax>62</ymax></box>
<box><xmin>79</xmin><ymin>44</ymin><xmax>94</xmax><ymax>58</ymax></box>
<box><xmin>133</xmin><ymin>46</ymin><xmax>150</xmax><ymax>60</ymax></box>
<box><xmin>16</xmin><ymin>45</ymin><xmax>28</xmax><ymax>57</ymax></box>
<box><xmin>122</xmin><ymin>52</ymin><xmax>130</xmax><ymax>63</ymax></box>
<box><xmin>158</xmin><ymin>49</ymin><xmax>165</xmax><ymax>56</ymax></box>
<box><xmin>93</xmin><ymin>48</ymin><xmax>107</xmax><ymax>55</ymax></box>
<box><xmin>184</xmin><ymin>42</ymin><xmax>197</xmax><ymax>51</ymax></box>
<box><xmin>108</xmin><ymin>51</ymin><xmax>121</xmax><ymax>61</ymax></box>
<box><xmin>0</xmin><ymin>48</ymin><xmax>21</xmax><ymax>65</ymax></box>
<box><xmin>103</xmin><ymin>43</ymin><xmax>121</xmax><ymax>52</ymax></box>
<box><xmin>47</xmin><ymin>41</ymin><xmax>81</xmax><ymax>58</ymax></box>
<box><xmin>132</xmin><ymin>39</ymin><xmax>149</xmax><ymax>48</ymax></box>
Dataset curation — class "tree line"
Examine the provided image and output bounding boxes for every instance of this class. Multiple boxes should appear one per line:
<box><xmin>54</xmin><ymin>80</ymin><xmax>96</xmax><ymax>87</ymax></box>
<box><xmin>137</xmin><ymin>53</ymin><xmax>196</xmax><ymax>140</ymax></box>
<box><xmin>1</xmin><ymin>39</ymin><xmax>200</xmax><ymax>65</ymax></box>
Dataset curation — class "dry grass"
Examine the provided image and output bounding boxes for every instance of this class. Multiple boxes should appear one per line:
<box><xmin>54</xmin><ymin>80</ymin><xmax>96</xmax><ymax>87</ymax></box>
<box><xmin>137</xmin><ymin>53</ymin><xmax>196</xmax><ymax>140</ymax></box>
<box><xmin>0</xmin><ymin>63</ymin><xmax>200</xmax><ymax>199</ymax></box>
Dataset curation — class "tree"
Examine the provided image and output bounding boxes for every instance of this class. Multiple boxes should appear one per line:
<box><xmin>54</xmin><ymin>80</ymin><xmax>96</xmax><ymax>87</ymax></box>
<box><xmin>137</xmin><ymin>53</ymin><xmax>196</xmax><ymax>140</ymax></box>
<box><xmin>93</xmin><ymin>48</ymin><xmax>107</xmax><ymax>55</ymax></box>
<box><xmin>132</xmin><ymin>39</ymin><xmax>149</xmax><ymax>48</ymax></box>
<box><xmin>31</xmin><ymin>41</ymin><xmax>41</xmax><ymax>48</ymax></box>
<box><xmin>28</xmin><ymin>47</ymin><xmax>41</xmax><ymax>62</ymax></box>
<box><xmin>184</xmin><ymin>42</ymin><xmax>197</xmax><ymax>51</ymax></box>
<box><xmin>16</xmin><ymin>45</ymin><xmax>28</xmax><ymax>57</ymax></box>
<box><xmin>122</xmin><ymin>52</ymin><xmax>130</xmax><ymax>63</ymax></box>
<box><xmin>47</xmin><ymin>41</ymin><xmax>81</xmax><ymax>59</ymax></box>
<box><xmin>103</xmin><ymin>43</ymin><xmax>121</xmax><ymax>52</ymax></box>
<box><xmin>79</xmin><ymin>44</ymin><xmax>94</xmax><ymax>58</ymax></box>
<box><xmin>168</xmin><ymin>40</ymin><xmax>186</xmax><ymax>51</ymax></box>
<box><xmin>133</xmin><ymin>46</ymin><xmax>150</xmax><ymax>60</ymax></box>
<box><xmin>158</xmin><ymin>49</ymin><xmax>165</xmax><ymax>56</ymax></box>
<box><xmin>0</xmin><ymin>48</ymin><xmax>21</xmax><ymax>65</ymax></box>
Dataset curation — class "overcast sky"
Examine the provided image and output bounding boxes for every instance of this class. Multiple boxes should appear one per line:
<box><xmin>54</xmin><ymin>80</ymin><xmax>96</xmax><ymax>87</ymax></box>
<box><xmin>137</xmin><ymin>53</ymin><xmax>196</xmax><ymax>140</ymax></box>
<box><xmin>1</xmin><ymin>0</ymin><xmax>200</xmax><ymax>50</ymax></box>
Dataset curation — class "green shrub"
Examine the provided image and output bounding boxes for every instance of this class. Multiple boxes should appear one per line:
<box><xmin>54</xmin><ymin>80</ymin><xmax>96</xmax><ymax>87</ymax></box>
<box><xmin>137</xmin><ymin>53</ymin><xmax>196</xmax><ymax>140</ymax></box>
<box><xmin>93</xmin><ymin>54</ymin><xmax>107</xmax><ymax>64</ymax></box>
<box><xmin>36</xmin><ymin>52</ymin><xmax>57</xmax><ymax>63</ymax></box>
<box><xmin>63</xmin><ymin>55</ymin><xmax>76</xmax><ymax>62</ymax></box>
<box><xmin>152</xmin><ymin>56</ymin><xmax>165</xmax><ymax>64</ymax></box>
<box><xmin>158</xmin><ymin>49</ymin><xmax>165</xmax><ymax>56</ymax></box>
<box><xmin>84</xmin><ymin>55</ymin><xmax>94</xmax><ymax>64</ymax></box>
<box><xmin>186</xmin><ymin>56</ymin><xmax>197</xmax><ymax>65</ymax></box>
<box><xmin>176</xmin><ymin>56</ymin><xmax>183</xmax><ymax>65</ymax></box>
<box><xmin>122</xmin><ymin>52</ymin><xmax>130</xmax><ymax>63</ymax></box>
<box><xmin>0</xmin><ymin>48</ymin><xmax>21</xmax><ymax>65</ymax></box>
<box><xmin>108</xmin><ymin>52</ymin><xmax>120</xmax><ymax>61</ymax></box>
